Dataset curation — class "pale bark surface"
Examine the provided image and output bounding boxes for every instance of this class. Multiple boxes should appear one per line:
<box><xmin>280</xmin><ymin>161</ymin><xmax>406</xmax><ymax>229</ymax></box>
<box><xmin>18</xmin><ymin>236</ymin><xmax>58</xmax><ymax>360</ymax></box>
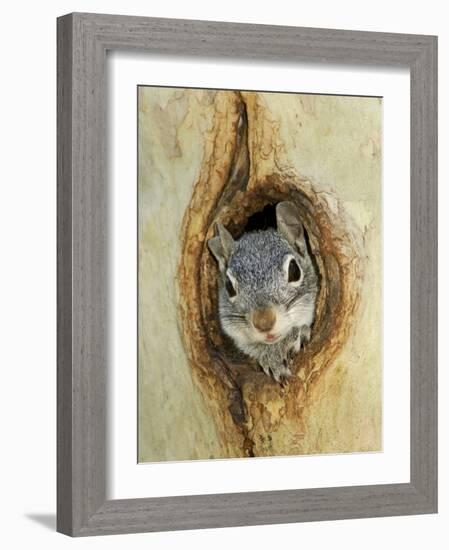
<box><xmin>138</xmin><ymin>87</ymin><xmax>381</xmax><ymax>462</ymax></box>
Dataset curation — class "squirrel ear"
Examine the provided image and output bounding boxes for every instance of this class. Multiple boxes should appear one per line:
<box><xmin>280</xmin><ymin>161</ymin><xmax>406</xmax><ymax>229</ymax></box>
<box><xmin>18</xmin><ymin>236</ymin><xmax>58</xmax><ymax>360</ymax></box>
<box><xmin>276</xmin><ymin>201</ymin><xmax>307</xmax><ymax>256</ymax></box>
<box><xmin>207</xmin><ymin>223</ymin><xmax>235</xmax><ymax>269</ymax></box>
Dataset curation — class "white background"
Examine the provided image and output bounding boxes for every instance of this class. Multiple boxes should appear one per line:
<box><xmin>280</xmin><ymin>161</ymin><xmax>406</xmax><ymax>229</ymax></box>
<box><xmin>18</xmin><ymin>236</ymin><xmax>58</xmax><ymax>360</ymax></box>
<box><xmin>110</xmin><ymin>55</ymin><xmax>410</xmax><ymax>498</ymax></box>
<box><xmin>0</xmin><ymin>1</ymin><xmax>445</xmax><ymax>549</ymax></box>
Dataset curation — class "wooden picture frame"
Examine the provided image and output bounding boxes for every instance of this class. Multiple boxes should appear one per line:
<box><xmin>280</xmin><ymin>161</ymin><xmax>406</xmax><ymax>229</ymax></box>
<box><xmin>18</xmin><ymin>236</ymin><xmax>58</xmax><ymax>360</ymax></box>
<box><xmin>57</xmin><ymin>12</ymin><xmax>438</xmax><ymax>536</ymax></box>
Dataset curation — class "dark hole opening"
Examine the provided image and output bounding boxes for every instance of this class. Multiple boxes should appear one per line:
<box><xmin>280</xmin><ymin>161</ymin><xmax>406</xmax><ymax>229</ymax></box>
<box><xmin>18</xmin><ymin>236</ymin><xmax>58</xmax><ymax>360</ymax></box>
<box><xmin>242</xmin><ymin>202</ymin><xmax>314</xmax><ymax>261</ymax></box>
<box><xmin>243</xmin><ymin>203</ymin><xmax>277</xmax><ymax>232</ymax></box>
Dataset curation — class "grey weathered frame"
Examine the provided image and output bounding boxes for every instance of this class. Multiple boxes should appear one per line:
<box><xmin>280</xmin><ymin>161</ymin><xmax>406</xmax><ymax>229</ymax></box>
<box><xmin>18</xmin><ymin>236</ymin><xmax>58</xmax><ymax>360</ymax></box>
<box><xmin>57</xmin><ymin>12</ymin><xmax>438</xmax><ymax>537</ymax></box>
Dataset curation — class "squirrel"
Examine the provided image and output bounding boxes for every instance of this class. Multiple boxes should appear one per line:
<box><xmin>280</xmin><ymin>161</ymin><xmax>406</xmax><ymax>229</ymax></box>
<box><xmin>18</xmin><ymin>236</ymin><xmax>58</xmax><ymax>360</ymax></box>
<box><xmin>208</xmin><ymin>201</ymin><xmax>319</xmax><ymax>383</ymax></box>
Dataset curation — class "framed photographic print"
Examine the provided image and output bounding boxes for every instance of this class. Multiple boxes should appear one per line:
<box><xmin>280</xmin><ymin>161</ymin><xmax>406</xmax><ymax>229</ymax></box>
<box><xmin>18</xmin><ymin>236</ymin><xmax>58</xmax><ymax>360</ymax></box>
<box><xmin>57</xmin><ymin>13</ymin><xmax>438</xmax><ymax>536</ymax></box>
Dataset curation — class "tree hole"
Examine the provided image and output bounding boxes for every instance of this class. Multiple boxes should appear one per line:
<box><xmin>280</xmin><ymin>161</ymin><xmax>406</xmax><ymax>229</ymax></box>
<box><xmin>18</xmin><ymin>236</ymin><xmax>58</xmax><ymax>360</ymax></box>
<box><xmin>243</xmin><ymin>203</ymin><xmax>277</xmax><ymax>232</ymax></box>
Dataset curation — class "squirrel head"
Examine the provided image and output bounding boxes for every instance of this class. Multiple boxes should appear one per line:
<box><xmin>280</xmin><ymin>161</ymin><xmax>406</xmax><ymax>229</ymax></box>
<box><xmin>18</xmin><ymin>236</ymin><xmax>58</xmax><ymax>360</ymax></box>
<box><xmin>207</xmin><ymin>202</ymin><xmax>318</xmax><ymax>350</ymax></box>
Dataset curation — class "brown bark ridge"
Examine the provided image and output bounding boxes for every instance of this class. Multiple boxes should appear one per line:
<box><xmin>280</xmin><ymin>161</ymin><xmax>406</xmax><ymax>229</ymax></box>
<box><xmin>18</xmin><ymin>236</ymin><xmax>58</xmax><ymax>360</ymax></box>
<box><xmin>177</xmin><ymin>90</ymin><xmax>365</xmax><ymax>458</ymax></box>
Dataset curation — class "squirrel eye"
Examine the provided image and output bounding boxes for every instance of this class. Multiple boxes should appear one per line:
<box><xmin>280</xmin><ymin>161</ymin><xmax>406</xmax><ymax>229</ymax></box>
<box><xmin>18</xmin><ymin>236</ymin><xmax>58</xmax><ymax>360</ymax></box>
<box><xmin>288</xmin><ymin>258</ymin><xmax>301</xmax><ymax>283</ymax></box>
<box><xmin>225</xmin><ymin>274</ymin><xmax>237</xmax><ymax>298</ymax></box>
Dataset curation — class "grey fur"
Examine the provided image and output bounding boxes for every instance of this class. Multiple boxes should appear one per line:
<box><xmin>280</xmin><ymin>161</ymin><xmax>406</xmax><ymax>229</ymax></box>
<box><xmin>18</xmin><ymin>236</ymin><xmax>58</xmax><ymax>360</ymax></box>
<box><xmin>208</xmin><ymin>202</ymin><xmax>318</xmax><ymax>382</ymax></box>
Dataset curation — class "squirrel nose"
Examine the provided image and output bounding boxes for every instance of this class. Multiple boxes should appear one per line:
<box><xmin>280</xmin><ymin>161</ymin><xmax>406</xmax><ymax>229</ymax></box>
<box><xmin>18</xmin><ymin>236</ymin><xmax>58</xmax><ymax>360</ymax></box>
<box><xmin>252</xmin><ymin>307</ymin><xmax>276</xmax><ymax>333</ymax></box>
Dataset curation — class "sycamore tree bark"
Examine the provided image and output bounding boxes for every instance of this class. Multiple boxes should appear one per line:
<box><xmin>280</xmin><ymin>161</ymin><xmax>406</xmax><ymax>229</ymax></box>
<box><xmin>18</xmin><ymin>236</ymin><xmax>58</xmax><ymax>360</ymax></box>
<box><xmin>138</xmin><ymin>87</ymin><xmax>382</xmax><ymax>462</ymax></box>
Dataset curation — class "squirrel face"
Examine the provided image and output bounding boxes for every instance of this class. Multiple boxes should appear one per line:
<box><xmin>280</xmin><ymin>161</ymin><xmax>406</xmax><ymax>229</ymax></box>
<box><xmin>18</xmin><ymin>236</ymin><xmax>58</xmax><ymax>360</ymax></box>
<box><xmin>208</xmin><ymin>202</ymin><xmax>318</xmax><ymax>356</ymax></box>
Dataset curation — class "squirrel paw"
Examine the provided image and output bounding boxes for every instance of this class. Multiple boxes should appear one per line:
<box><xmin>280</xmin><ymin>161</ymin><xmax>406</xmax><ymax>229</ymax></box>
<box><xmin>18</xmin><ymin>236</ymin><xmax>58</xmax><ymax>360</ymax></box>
<box><xmin>260</xmin><ymin>363</ymin><xmax>271</xmax><ymax>378</ymax></box>
<box><xmin>293</xmin><ymin>325</ymin><xmax>311</xmax><ymax>353</ymax></box>
<box><xmin>259</xmin><ymin>360</ymin><xmax>292</xmax><ymax>384</ymax></box>
<box><xmin>271</xmin><ymin>361</ymin><xmax>293</xmax><ymax>384</ymax></box>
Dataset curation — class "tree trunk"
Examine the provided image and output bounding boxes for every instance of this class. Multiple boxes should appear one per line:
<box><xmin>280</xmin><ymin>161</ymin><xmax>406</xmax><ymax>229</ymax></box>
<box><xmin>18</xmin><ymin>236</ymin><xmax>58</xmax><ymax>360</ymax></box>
<box><xmin>138</xmin><ymin>87</ymin><xmax>382</xmax><ymax>461</ymax></box>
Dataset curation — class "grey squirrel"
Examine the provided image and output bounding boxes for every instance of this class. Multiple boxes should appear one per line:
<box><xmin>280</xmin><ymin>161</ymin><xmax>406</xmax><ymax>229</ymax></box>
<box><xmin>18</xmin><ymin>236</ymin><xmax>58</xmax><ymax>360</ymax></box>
<box><xmin>208</xmin><ymin>201</ymin><xmax>319</xmax><ymax>383</ymax></box>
